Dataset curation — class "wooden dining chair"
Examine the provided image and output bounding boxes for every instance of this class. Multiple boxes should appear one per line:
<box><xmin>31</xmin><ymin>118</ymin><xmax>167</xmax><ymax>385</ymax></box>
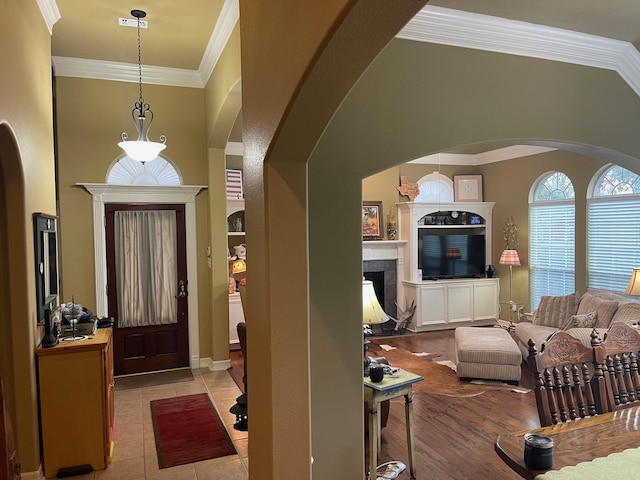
<box><xmin>527</xmin><ymin>329</ymin><xmax>609</xmax><ymax>427</ymax></box>
<box><xmin>601</xmin><ymin>321</ymin><xmax>640</xmax><ymax>411</ymax></box>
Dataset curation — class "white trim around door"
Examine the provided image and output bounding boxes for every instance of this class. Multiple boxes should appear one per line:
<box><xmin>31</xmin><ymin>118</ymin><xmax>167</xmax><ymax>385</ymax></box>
<box><xmin>78</xmin><ymin>183</ymin><xmax>207</xmax><ymax>369</ymax></box>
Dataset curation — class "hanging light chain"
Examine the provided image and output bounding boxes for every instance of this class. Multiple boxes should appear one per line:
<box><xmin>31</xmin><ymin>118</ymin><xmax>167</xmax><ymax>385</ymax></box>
<box><xmin>137</xmin><ymin>15</ymin><xmax>143</xmax><ymax>103</ymax></box>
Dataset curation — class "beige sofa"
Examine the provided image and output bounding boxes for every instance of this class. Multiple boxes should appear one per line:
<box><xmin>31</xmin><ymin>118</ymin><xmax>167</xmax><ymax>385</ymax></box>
<box><xmin>513</xmin><ymin>290</ymin><xmax>640</xmax><ymax>360</ymax></box>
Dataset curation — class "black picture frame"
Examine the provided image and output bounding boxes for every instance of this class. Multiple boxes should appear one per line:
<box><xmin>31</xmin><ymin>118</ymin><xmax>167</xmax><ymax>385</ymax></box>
<box><xmin>33</xmin><ymin>213</ymin><xmax>59</xmax><ymax>325</ymax></box>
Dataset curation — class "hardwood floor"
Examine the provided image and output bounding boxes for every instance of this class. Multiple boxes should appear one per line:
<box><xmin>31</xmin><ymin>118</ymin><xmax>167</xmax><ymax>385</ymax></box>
<box><xmin>369</xmin><ymin>329</ymin><xmax>539</xmax><ymax>479</ymax></box>
<box><xmin>229</xmin><ymin>328</ymin><xmax>540</xmax><ymax>478</ymax></box>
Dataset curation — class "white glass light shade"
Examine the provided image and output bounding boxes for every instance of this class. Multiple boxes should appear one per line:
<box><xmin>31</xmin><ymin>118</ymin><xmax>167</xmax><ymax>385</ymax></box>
<box><xmin>118</xmin><ymin>140</ymin><xmax>166</xmax><ymax>163</ymax></box>
<box><xmin>363</xmin><ymin>280</ymin><xmax>389</xmax><ymax>325</ymax></box>
<box><xmin>625</xmin><ymin>268</ymin><xmax>640</xmax><ymax>295</ymax></box>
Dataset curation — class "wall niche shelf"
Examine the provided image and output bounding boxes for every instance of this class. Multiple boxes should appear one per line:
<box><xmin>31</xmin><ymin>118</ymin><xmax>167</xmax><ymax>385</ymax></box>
<box><xmin>226</xmin><ymin>197</ymin><xmax>245</xmax><ymax>348</ymax></box>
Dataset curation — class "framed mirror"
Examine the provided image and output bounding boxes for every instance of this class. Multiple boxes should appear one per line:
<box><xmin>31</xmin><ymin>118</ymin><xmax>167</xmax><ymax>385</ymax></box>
<box><xmin>33</xmin><ymin>213</ymin><xmax>59</xmax><ymax>324</ymax></box>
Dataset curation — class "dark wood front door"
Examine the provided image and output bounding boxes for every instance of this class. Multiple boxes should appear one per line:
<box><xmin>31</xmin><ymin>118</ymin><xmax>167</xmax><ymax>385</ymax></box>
<box><xmin>105</xmin><ymin>203</ymin><xmax>189</xmax><ymax>375</ymax></box>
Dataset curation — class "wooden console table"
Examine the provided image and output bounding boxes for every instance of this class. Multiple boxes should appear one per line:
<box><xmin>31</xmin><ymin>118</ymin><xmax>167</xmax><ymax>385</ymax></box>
<box><xmin>364</xmin><ymin>369</ymin><xmax>423</xmax><ymax>480</ymax></box>
<box><xmin>37</xmin><ymin>328</ymin><xmax>114</xmax><ymax>478</ymax></box>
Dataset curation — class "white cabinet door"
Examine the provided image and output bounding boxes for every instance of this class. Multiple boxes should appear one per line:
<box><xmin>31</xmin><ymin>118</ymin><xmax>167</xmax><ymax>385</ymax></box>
<box><xmin>473</xmin><ymin>281</ymin><xmax>498</xmax><ymax>320</ymax></box>
<box><xmin>418</xmin><ymin>284</ymin><xmax>447</xmax><ymax>327</ymax></box>
<box><xmin>229</xmin><ymin>293</ymin><xmax>245</xmax><ymax>346</ymax></box>
<box><xmin>447</xmin><ymin>284</ymin><xmax>473</xmax><ymax>323</ymax></box>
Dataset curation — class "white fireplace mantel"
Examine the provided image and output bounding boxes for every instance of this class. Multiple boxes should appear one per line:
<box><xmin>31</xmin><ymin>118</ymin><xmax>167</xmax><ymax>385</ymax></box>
<box><xmin>362</xmin><ymin>240</ymin><xmax>407</xmax><ymax>261</ymax></box>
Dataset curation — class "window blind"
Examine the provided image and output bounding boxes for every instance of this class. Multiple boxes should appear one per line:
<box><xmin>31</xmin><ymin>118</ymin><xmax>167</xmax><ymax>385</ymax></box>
<box><xmin>529</xmin><ymin>202</ymin><xmax>575</xmax><ymax>309</ymax></box>
<box><xmin>588</xmin><ymin>197</ymin><xmax>640</xmax><ymax>292</ymax></box>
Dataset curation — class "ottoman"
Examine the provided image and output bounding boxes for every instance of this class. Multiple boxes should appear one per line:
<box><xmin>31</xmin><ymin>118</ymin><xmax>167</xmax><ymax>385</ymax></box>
<box><xmin>454</xmin><ymin>327</ymin><xmax>522</xmax><ymax>384</ymax></box>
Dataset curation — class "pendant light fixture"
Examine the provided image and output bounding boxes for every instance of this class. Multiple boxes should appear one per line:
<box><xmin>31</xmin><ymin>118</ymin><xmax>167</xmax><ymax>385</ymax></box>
<box><xmin>118</xmin><ymin>9</ymin><xmax>166</xmax><ymax>163</ymax></box>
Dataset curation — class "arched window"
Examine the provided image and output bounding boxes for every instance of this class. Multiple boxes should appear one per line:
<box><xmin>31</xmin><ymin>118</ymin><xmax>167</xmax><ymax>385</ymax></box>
<box><xmin>106</xmin><ymin>155</ymin><xmax>182</xmax><ymax>185</ymax></box>
<box><xmin>529</xmin><ymin>171</ymin><xmax>575</xmax><ymax>309</ymax></box>
<box><xmin>588</xmin><ymin>165</ymin><xmax>640</xmax><ymax>291</ymax></box>
<box><xmin>414</xmin><ymin>173</ymin><xmax>453</xmax><ymax>203</ymax></box>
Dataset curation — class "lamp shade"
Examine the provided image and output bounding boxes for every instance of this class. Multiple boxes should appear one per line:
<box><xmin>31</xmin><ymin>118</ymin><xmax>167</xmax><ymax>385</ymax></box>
<box><xmin>625</xmin><ymin>268</ymin><xmax>640</xmax><ymax>295</ymax></box>
<box><xmin>446</xmin><ymin>247</ymin><xmax>461</xmax><ymax>259</ymax></box>
<box><xmin>362</xmin><ymin>280</ymin><xmax>389</xmax><ymax>325</ymax></box>
<box><xmin>231</xmin><ymin>259</ymin><xmax>247</xmax><ymax>275</ymax></box>
<box><xmin>118</xmin><ymin>140</ymin><xmax>166</xmax><ymax>163</ymax></box>
<box><xmin>499</xmin><ymin>249</ymin><xmax>521</xmax><ymax>266</ymax></box>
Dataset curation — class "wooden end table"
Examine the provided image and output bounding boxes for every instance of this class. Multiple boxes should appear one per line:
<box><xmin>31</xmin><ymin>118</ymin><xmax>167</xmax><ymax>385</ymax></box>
<box><xmin>364</xmin><ymin>369</ymin><xmax>423</xmax><ymax>480</ymax></box>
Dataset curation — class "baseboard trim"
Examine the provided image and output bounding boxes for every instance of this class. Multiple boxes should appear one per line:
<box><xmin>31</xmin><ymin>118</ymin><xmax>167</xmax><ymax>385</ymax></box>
<box><xmin>199</xmin><ymin>357</ymin><xmax>231</xmax><ymax>371</ymax></box>
<box><xmin>21</xmin><ymin>465</ymin><xmax>44</xmax><ymax>480</ymax></box>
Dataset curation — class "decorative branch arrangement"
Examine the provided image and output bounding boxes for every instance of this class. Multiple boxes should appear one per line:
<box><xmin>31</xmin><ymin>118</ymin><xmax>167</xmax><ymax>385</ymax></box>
<box><xmin>503</xmin><ymin>217</ymin><xmax>519</xmax><ymax>250</ymax></box>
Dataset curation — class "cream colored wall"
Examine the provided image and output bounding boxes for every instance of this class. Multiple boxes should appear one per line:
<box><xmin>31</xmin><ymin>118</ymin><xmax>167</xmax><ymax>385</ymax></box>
<box><xmin>54</xmin><ymin>77</ymin><xmax>211</xmax><ymax>354</ymax></box>
<box><xmin>0</xmin><ymin>0</ymin><xmax>57</xmax><ymax>471</ymax></box>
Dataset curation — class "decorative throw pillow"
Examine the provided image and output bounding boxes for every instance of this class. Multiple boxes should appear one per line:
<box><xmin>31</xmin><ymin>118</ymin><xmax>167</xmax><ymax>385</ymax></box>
<box><xmin>533</xmin><ymin>292</ymin><xmax>580</xmax><ymax>328</ymax></box>
<box><xmin>577</xmin><ymin>294</ymin><xmax>618</xmax><ymax>328</ymax></box>
<box><xmin>563</xmin><ymin>312</ymin><xmax>597</xmax><ymax>330</ymax></box>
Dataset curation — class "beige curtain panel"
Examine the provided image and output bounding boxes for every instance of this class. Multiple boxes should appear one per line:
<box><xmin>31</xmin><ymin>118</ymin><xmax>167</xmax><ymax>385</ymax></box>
<box><xmin>114</xmin><ymin>210</ymin><xmax>178</xmax><ymax>328</ymax></box>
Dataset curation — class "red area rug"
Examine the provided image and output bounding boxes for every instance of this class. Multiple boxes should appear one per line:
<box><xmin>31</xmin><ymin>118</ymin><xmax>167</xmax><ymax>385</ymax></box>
<box><xmin>151</xmin><ymin>393</ymin><xmax>236</xmax><ymax>468</ymax></box>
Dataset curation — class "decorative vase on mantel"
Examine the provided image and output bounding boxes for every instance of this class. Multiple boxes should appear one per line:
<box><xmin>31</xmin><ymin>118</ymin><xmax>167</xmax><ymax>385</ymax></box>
<box><xmin>387</xmin><ymin>206</ymin><xmax>397</xmax><ymax>240</ymax></box>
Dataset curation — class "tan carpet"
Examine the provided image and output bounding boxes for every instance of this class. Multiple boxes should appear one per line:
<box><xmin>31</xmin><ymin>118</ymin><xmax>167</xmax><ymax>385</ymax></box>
<box><xmin>368</xmin><ymin>342</ymin><xmax>527</xmax><ymax>398</ymax></box>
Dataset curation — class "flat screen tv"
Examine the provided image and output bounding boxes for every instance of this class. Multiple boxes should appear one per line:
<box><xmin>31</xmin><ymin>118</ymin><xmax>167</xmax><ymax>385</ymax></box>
<box><xmin>421</xmin><ymin>232</ymin><xmax>486</xmax><ymax>279</ymax></box>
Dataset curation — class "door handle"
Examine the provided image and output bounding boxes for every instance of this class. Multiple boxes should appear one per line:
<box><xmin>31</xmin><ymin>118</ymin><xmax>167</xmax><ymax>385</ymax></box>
<box><xmin>177</xmin><ymin>280</ymin><xmax>188</xmax><ymax>298</ymax></box>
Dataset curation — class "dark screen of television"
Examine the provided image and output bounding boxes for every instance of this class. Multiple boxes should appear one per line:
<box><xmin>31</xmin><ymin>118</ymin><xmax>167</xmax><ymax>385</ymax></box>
<box><xmin>421</xmin><ymin>233</ymin><xmax>485</xmax><ymax>279</ymax></box>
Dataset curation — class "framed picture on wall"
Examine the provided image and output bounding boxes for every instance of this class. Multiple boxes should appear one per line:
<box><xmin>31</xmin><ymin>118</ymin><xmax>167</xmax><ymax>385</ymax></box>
<box><xmin>362</xmin><ymin>201</ymin><xmax>383</xmax><ymax>241</ymax></box>
<box><xmin>454</xmin><ymin>175</ymin><xmax>483</xmax><ymax>202</ymax></box>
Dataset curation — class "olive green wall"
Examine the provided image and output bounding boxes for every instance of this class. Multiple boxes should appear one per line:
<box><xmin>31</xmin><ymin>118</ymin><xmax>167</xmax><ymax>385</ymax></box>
<box><xmin>0</xmin><ymin>0</ymin><xmax>57</xmax><ymax>471</ymax></box>
<box><xmin>309</xmin><ymin>36</ymin><xmax>640</xmax><ymax>477</ymax></box>
<box><xmin>54</xmin><ymin>77</ymin><xmax>211</xmax><ymax>355</ymax></box>
<box><xmin>203</xmin><ymin>23</ymin><xmax>242</xmax><ymax>362</ymax></box>
<box><xmin>240</xmin><ymin>1</ymin><xmax>427</xmax><ymax>477</ymax></box>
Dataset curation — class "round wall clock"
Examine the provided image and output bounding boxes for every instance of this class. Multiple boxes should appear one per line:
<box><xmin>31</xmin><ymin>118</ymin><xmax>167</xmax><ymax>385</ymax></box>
<box><xmin>450</xmin><ymin>211</ymin><xmax>459</xmax><ymax>219</ymax></box>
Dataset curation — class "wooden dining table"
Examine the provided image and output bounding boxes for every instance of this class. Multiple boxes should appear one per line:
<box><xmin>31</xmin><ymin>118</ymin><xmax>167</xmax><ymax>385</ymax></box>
<box><xmin>495</xmin><ymin>405</ymin><xmax>640</xmax><ymax>479</ymax></box>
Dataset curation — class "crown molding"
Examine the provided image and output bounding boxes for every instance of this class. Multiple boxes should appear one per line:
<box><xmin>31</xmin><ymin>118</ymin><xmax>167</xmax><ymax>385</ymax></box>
<box><xmin>410</xmin><ymin>146</ymin><xmax>557</xmax><ymax>166</ymax></box>
<box><xmin>475</xmin><ymin>146</ymin><xmax>557</xmax><ymax>165</ymax></box>
<box><xmin>37</xmin><ymin>0</ymin><xmax>61</xmax><ymax>35</ymax></box>
<box><xmin>398</xmin><ymin>5</ymin><xmax>640</xmax><ymax>97</ymax></box>
<box><xmin>51</xmin><ymin>56</ymin><xmax>203</xmax><ymax>88</ymax></box>
<box><xmin>49</xmin><ymin>3</ymin><xmax>640</xmax><ymax>102</ymax></box>
<box><xmin>51</xmin><ymin>0</ymin><xmax>238</xmax><ymax>88</ymax></box>
<box><xmin>199</xmin><ymin>0</ymin><xmax>239</xmax><ymax>84</ymax></box>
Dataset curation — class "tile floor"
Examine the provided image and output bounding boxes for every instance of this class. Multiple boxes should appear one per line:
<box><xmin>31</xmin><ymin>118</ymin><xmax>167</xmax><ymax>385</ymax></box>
<box><xmin>55</xmin><ymin>369</ymin><xmax>249</xmax><ymax>480</ymax></box>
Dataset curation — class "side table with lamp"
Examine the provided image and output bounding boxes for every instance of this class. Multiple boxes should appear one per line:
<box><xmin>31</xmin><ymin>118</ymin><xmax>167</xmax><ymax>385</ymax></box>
<box><xmin>362</xmin><ymin>279</ymin><xmax>422</xmax><ymax>479</ymax></box>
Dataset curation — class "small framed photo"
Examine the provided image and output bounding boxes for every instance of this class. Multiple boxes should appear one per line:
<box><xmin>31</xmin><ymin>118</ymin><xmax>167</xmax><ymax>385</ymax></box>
<box><xmin>362</xmin><ymin>201</ymin><xmax>383</xmax><ymax>241</ymax></box>
<box><xmin>454</xmin><ymin>175</ymin><xmax>483</xmax><ymax>202</ymax></box>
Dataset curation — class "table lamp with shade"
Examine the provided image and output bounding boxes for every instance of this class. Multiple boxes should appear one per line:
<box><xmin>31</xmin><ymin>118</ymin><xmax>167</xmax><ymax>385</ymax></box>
<box><xmin>362</xmin><ymin>279</ymin><xmax>389</xmax><ymax>371</ymax></box>
<box><xmin>625</xmin><ymin>268</ymin><xmax>640</xmax><ymax>295</ymax></box>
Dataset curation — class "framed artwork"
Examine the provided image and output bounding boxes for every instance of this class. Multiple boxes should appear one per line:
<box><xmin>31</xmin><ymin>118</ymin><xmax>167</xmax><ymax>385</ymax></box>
<box><xmin>362</xmin><ymin>201</ymin><xmax>383</xmax><ymax>241</ymax></box>
<box><xmin>454</xmin><ymin>175</ymin><xmax>483</xmax><ymax>202</ymax></box>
